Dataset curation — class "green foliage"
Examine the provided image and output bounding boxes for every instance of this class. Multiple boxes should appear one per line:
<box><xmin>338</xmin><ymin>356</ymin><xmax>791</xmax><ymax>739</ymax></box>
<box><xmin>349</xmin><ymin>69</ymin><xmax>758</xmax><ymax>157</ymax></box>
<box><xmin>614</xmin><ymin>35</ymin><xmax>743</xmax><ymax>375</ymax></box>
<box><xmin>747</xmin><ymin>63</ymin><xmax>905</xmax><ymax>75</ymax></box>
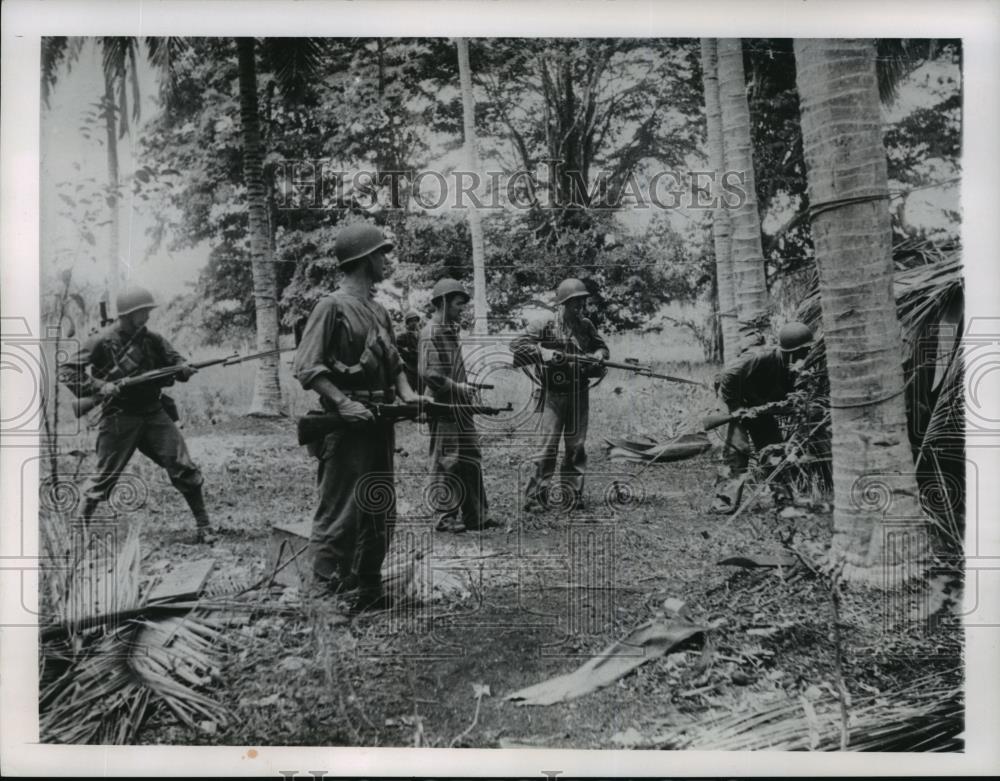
<box><xmin>474</xmin><ymin>38</ymin><xmax>705</xmax><ymax>212</ymax></box>
<box><xmin>134</xmin><ymin>36</ymin><xmax>962</xmax><ymax>342</ymax></box>
<box><xmin>744</xmin><ymin>39</ymin><xmax>962</xmax><ymax>282</ymax></box>
<box><xmin>480</xmin><ymin>210</ymin><xmax>708</xmax><ymax>331</ymax></box>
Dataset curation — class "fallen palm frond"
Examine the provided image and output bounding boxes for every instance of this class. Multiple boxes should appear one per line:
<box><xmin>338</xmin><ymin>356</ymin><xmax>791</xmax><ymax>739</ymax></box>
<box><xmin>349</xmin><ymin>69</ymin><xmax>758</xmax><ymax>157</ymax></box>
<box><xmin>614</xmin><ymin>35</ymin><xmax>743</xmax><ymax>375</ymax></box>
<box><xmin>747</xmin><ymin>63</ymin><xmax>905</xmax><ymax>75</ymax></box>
<box><xmin>506</xmin><ymin>617</ymin><xmax>708</xmax><ymax>706</ymax></box>
<box><xmin>605</xmin><ymin>432</ymin><xmax>713</xmax><ymax>464</ymax></box>
<box><xmin>39</xmin><ymin>517</ymin><xmax>232</xmax><ymax>744</ymax></box>
<box><xmin>383</xmin><ymin>548</ymin><xmax>474</xmax><ymax>606</ymax></box>
<box><xmin>40</xmin><ymin>610</ymin><xmax>230</xmax><ymax>743</ymax></box>
<box><xmin>658</xmin><ymin>671</ymin><xmax>962</xmax><ymax>751</ymax></box>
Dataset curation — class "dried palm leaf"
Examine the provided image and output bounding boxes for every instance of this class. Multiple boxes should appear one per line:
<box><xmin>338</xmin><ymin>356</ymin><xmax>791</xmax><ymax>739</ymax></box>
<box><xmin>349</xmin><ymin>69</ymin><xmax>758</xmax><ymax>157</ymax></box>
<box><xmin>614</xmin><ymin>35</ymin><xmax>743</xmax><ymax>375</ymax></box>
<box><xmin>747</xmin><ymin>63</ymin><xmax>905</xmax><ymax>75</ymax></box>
<box><xmin>660</xmin><ymin>671</ymin><xmax>962</xmax><ymax>751</ymax></box>
<box><xmin>39</xmin><ymin>524</ymin><xmax>232</xmax><ymax>744</ymax></box>
<box><xmin>795</xmin><ymin>247</ymin><xmax>964</xmax><ymax>550</ymax></box>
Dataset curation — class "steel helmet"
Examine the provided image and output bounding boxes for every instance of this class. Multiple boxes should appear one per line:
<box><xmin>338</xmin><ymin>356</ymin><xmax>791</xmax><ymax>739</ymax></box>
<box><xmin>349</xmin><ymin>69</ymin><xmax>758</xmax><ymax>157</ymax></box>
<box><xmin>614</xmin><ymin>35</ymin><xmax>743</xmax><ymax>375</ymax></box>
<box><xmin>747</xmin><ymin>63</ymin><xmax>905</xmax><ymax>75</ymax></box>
<box><xmin>555</xmin><ymin>278</ymin><xmax>590</xmax><ymax>305</ymax></box>
<box><xmin>404</xmin><ymin>309</ymin><xmax>422</xmax><ymax>322</ymax></box>
<box><xmin>430</xmin><ymin>278</ymin><xmax>470</xmax><ymax>304</ymax></box>
<box><xmin>116</xmin><ymin>286</ymin><xmax>157</xmax><ymax>316</ymax></box>
<box><xmin>334</xmin><ymin>224</ymin><xmax>394</xmax><ymax>267</ymax></box>
<box><xmin>778</xmin><ymin>321</ymin><xmax>814</xmax><ymax>352</ymax></box>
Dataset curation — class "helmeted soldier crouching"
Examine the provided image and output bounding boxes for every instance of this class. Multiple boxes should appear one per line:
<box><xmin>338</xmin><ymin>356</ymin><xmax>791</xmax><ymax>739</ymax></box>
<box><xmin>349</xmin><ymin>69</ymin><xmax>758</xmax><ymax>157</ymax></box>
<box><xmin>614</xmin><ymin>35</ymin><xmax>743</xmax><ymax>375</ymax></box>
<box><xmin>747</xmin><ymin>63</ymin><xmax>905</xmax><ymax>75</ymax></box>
<box><xmin>712</xmin><ymin>321</ymin><xmax>813</xmax><ymax>513</ymax></box>
<box><xmin>293</xmin><ymin>223</ymin><xmax>424</xmax><ymax>611</ymax></box>
<box><xmin>511</xmin><ymin>278</ymin><xmax>609</xmax><ymax>513</ymax></box>
<box><xmin>58</xmin><ymin>287</ymin><xmax>213</xmax><ymax>543</ymax></box>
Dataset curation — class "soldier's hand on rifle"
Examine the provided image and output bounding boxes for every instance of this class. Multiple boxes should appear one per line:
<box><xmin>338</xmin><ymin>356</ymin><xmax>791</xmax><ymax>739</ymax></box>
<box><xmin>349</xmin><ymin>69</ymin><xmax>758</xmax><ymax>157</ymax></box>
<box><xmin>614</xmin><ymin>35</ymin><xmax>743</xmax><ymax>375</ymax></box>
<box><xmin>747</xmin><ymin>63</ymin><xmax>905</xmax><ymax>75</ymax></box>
<box><xmin>335</xmin><ymin>398</ymin><xmax>375</xmax><ymax>424</ymax></box>
<box><xmin>587</xmin><ymin>351</ymin><xmax>608</xmax><ymax>378</ymax></box>
<box><xmin>539</xmin><ymin>347</ymin><xmax>557</xmax><ymax>363</ymax></box>
<box><xmin>97</xmin><ymin>381</ymin><xmax>120</xmax><ymax>399</ymax></box>
<box><xmin>175</xmin><ymin>364</ymin><xmax>198</xmax><ymax>382</ymax></box>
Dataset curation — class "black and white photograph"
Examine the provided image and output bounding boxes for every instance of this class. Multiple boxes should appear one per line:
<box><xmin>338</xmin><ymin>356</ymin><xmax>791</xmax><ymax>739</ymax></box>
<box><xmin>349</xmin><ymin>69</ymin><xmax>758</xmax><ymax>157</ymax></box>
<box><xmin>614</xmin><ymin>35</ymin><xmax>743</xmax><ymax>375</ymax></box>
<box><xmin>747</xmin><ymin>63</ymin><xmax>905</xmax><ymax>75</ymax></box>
<box><xmin>2</xmin><ymin>0</ymin><xmax>999</xmax><ymax>776</ymax></box>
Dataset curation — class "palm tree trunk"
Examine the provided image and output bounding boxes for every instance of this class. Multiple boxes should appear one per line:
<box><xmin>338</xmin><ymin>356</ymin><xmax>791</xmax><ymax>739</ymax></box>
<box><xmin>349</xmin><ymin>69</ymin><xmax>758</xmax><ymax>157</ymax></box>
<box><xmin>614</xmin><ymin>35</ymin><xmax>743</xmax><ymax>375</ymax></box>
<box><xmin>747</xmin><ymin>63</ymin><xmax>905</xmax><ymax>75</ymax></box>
<box><xmin>794</xmin><ymin>39</ymin><xmax>926</xmax><ymax>585</ymax></box>
<box><xmin>455</xmin><ymin>38</ymin><xmax>489</xmax><ymax>335</ymax></box>
<box><xmin>701</xmin><ymin>39</ymin><xmax>738</xmax><ymax>362</ymax></box>
<box><xmin>102</xmin><ymin>71</ymin><xmax>121</xmax><ymax>306</ymax></box>
<box><xmin>236</xmin><ymin>38</ymin><xmax>284</xmax><ymax>416</ymax></box>
<box><xmin>717</xmin><ymin>39</ymin><xmax>768</xmax><ymax>335</ymax></box>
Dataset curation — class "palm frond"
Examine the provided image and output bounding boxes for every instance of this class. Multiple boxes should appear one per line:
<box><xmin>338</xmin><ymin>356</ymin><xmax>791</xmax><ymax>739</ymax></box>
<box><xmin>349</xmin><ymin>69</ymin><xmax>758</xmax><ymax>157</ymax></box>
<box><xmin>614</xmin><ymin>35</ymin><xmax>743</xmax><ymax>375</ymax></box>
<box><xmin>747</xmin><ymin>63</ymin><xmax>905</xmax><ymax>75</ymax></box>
<box><xmin>39</xmin><ymin>521</ymin><xmax>232</xmax><ymax>744</ymax></box>
<box><xmin>41</xmin><ymin>37</ymin><xmax>70</xmax><ymax>108</ymax></box>
<box><xmin>100</xmin><ymin>36</ymin><xmax>141</xmax><ymax>134</ymax></box>
<box><xmin>41</xmin><ymin>610</ymin><xmax>230</xmax><ymax>743</ymax></box>
<box><xmin>876</xmin><ymin>40</ymin><xmax>920</xmax><ymax>105</ymax></box>
<box><xmin>665</xmin><ymin>672</ymin><xmax>962</xmax><ymax>751</ymax></box>
<box><xmin>261</xmin><ymin>38</ymin><xmax>329</xmax><ymax>101</ymax></box>
<box><xmin>795</xmin><ymin>244</ymin><xmax>964</xmax><ymax>549</ymax></box>
<box><xmin>145</xmin><ymin>37</ymin><xmax>190</xmax><ymax>109</ymax></box>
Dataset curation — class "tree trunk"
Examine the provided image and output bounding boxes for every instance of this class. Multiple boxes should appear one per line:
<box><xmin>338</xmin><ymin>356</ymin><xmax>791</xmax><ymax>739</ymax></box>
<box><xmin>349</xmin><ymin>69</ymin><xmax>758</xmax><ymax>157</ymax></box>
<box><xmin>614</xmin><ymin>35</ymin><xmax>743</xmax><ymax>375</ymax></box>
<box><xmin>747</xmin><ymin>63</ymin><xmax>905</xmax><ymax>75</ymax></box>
<box><xmin>701</xmin><ymin>38</ymin><xmax>737</xmax><ymax>362</ymax></box>
<box><xmin>717</xmin><ymin>39</ymin><xmax>768</xmax><ymax>336</ymax></box>
<box><xmin>236</xmin><ymin>38</ymin><xmax>284</xmax><ymax>416</ymax></box>
<box><xmin>102</xmin><ymin>72</ymin><xmax>121</xmax><ymax>307</ymax></box>
<box><xmin>794</xmin><ymin>39</ymin><xmax>926</xmax><ymax>585</ymax></box>
<box><xmin>455</xmin><ymin>38</ymin><xmax>489</xmax><ymax>335</ymax></box>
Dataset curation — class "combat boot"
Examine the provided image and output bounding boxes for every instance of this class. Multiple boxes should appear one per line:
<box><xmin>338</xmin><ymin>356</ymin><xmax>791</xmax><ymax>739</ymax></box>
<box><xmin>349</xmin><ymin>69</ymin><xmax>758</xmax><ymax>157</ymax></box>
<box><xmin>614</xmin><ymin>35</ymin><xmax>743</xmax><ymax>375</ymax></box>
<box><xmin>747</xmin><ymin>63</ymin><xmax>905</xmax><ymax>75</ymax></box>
<box><xmin>307</xmin><ymin>572</ymin><xmax>358</xmax><ymax>606</ymax></box>
<box><xmin>351</xmin><ymin>578</ymin><xmax>392</xmax><ymax>614</ymax></box>
<box><xmin>183</xmin><ymin>487</ymin><xmax>217</xmax><ymax>544</ymax></box>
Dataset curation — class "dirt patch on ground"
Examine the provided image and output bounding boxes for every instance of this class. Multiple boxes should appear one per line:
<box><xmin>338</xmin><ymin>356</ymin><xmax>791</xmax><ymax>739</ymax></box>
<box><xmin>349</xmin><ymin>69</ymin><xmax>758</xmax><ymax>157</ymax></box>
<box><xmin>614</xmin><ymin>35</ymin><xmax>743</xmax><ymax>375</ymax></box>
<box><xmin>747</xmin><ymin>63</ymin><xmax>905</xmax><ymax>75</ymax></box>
<box><xmin>87</xmin><ymin>414</ymin><xmax>960</xmax><ymax>749</ymax></box>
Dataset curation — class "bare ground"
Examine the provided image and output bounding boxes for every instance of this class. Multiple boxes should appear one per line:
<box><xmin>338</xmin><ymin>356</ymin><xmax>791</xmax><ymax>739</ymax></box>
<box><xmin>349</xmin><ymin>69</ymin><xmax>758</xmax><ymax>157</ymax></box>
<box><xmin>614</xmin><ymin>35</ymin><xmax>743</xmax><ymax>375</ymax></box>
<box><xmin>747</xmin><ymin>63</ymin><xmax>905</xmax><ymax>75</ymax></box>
<box><xmin>116</xmin><ymin>413</ymin><xmax>962</xmax><ymax>749</ymax></box>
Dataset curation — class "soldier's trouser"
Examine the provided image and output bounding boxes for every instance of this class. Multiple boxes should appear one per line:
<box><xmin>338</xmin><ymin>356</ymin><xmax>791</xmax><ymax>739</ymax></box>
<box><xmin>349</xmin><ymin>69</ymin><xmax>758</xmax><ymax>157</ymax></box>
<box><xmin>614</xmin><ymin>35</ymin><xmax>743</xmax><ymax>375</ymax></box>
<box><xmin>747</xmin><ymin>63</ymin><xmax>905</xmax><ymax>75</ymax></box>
<box><xmin>525</xmin><ymin>391</ymin><xmax>589</xmax><ymax>505</ymax></box>
<box><xmin>83</xmin><ymin>408</ymin><xmax>203</xmax><ymax>508</ymax></box>
<box><xmin>723</xmin><ymin>414</ymin><xmax>783</xmax><ymax>476</ymax></box>
<box><xmin>427</xmin><ymin>419</ymin><xmax>486</xmax><ymax>528</ymax></box>
<box><xmin>311</xmin><ymin>422</ymin><xmax>396</xmax><ymax>588</ymax></box>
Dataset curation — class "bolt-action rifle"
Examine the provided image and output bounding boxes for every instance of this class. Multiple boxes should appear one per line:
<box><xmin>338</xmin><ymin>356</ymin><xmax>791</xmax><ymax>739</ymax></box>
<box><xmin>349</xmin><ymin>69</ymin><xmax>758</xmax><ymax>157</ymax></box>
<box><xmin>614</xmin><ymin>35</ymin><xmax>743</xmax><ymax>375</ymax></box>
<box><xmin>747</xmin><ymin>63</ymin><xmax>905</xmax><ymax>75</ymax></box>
<box><xmin>297</xmin><ymin>400</ymin><xmax>513</xmax><ymax>446</ymax></box>
<box><xmin>71</xmin><ymin>347</ymin><xmax>294</xmax><ymax>418</ymax></box>
<box><xmin>702</xmin><ymin>400</ymin><xmax>791</xmax><ymax>431</ymax></box>
<box><xmin>548</xmin><ymin>351</ymin><xmax>708</xmax><ymax>388</ymax></box>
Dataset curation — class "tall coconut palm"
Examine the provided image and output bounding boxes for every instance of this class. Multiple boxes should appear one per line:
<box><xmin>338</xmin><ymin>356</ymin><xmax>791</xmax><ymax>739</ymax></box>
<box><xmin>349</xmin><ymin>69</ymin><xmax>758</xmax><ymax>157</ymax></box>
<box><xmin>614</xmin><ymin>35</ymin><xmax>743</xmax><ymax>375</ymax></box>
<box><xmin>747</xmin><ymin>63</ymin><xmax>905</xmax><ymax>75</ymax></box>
<box><xmin>455</xmin><ymin>37</ymin><xmax>489</xmax><ymax>335</ymax></box>
<box><xmin>231</xmin><ymin>37</ymin><xmax>330</xmax><ymax>415</ymax></box>
<box><xmin>717</xmin><ymin>39</ymin><xmax>769</xmax><ymax>336</ymax></box>
<box><xmin>701</xmin><ymin>39</ymin><xmax>737</xmax><ymax>360</ymax></box>
<box><xmin>794</xmin><ymin>39</ymin><xmax>926</xmax><ymax>585</ymax></box>
<box><xmin>43</xmin><ymin>37</ymin><xmax>186</xmax><ymax>309</ymax></box>
<box><xmin>236</xmin><ymin>38</ymin><xmax>284</xmax><ymax>416</ymax></box>
<box><xmin>43</xmin><ymin>37</ymin><xmax>137</xmax><ymax>307</ymax></box>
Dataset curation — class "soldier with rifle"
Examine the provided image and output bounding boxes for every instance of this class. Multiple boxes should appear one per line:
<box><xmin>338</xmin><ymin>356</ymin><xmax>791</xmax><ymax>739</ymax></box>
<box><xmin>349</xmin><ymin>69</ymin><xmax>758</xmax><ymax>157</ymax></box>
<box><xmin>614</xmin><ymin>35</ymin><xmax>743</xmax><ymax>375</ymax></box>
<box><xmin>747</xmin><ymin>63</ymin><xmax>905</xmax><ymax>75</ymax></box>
<box><xmin>293</xmin><ymin>223</ymin><xmax>425</xmax><ymax>611</ymax></box>
<box><xmin>711</xmin><ymin>321</ymin><xmax>814</xmax><ymax>513</ymax></box>
<box><xmin>511</xmin><ymin>278</ymin><xmax>610</xmax><ymax>513</ymax></box>
<box><xmin>418</xmin><ymin>279</ymin><xmax>501</xmax><ymax>534</ymax></box>
<box><xmin>58</xmin><ymin>287</ymin><xmax>213</xmax><ymax>542</ymax></box>
<box><xmin>395</xmin><ymin>309</ymin><xmax>423</xmax><ymax>392</ymax></box>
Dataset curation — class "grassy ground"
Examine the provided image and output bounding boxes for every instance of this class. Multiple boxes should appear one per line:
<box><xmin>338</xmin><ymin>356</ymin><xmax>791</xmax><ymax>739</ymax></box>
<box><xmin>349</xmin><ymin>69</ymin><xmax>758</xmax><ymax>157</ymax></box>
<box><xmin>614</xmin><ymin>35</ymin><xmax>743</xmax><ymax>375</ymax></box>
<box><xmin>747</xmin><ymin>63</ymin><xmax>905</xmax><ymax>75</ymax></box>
<box><xmin>42</xmin><ymin>328</ymin><xmax>962</xmax><ymax>748</ymax></box>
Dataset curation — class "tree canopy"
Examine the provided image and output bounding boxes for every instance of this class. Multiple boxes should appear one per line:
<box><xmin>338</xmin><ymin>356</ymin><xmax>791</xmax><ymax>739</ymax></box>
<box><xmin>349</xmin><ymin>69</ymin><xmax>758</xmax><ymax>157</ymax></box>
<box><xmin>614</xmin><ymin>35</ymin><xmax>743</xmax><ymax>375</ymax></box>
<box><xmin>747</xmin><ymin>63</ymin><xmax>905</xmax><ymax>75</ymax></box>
<box><xmin>118</xmin><ymin>37</ymin><xmax>961</xmax><ymax>344</ymax></box>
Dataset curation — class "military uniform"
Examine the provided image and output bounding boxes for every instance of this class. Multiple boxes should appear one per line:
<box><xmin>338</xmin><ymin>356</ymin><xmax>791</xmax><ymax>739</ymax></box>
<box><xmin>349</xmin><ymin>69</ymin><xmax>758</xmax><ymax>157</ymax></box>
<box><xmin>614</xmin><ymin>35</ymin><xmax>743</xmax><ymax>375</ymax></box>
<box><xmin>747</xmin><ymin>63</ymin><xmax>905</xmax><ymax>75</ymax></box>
<box><xmin>718</xmin><ymin>346</ymin><xmax>794</xmax><ymax>475</ymax></box>
<box><xmin>418</xmin><ymin>321</ymin><xmax>487</xmax><ymax>530</ymax></box>
<box><xmin>294</xmin><ymin>289</ymin><xmax>401</xmax><ymax>591</ymax></box>
<box><xmin>511</xmin><ymin>312</ymin><xmax>609</xmax><ymax>509</ymax></box>
<box><xmin>395</xmin><ymin>327</ymin><xmax>421</xmax><ymax>392</ymax></box>
<box><xmin>59</xmin><ymin>324</ymin><xmax>206</xmax><ymax>523</ymax></box>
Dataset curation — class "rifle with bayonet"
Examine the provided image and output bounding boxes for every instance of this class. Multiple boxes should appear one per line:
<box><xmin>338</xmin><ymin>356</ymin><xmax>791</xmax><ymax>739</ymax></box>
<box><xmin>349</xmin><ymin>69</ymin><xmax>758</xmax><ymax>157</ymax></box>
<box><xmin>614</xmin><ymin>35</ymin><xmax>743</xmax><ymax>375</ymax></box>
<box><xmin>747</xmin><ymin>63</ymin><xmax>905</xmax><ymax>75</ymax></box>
<box><xmin>297</xmin><ymin>400</ymin><xmax>514</xmax><ymax>446</ymax></box>
<box><xmin>702</xmin><ymin>399</ymin><xmax>792</xmax><ymax>431</ymax></box>
<box><xmin>546</xmin><ymin>351</ymin><xmax>708</xmax><ymax>388</ymax></box>
<box><xmin>71</xmin><ymin>347</ymin><xmax>294</xmax><ymax>418</ymax></box>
